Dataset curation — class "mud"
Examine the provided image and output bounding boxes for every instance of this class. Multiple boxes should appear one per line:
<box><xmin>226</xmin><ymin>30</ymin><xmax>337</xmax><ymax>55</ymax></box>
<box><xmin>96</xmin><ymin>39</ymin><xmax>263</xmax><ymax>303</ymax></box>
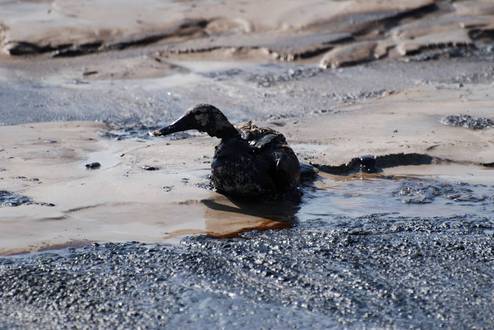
<box><xmin>1</xmin><ymin>72</ymin><xmax>494</xmax><ymax>251</ymax></box>
<box><xmin>440</xmin><ymin>114</ymin><xmax>494</xmax><ymax>130</ymax></box>
<box><xmin>1</xmin><ymin>56</ymin><xmax>493</xmax><ymax>130</ymax></box>
<box><xmin>142</xmin><ymin>165</ymin><xmax>160</xmax><ymax>171</ymax></box>
<box><xmin>85</xmin><ymin>162</ymin><xmax>101</xmax><ymax>170</ymax></box>
<box><xmin>2</xmin><ymin>117</ymin><xmax>492</xmax><ymax>254</ymax></box>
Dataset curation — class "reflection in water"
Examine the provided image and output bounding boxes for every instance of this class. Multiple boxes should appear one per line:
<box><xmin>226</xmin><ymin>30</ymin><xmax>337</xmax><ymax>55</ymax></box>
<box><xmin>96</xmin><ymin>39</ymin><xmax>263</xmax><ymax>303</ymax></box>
<box><xmin>202</xmin><ymin>196</ymin><xmax>299</xmax><ymax>222</ymax></box>
<box><xmin>203</xmin><ymin>196</ymin><xmax>299</xmax><ymax>237</ymax></box>
<box><xmin>164</xmin><ymin>194</ymin><xmax>299</xmax><ymax>239</ymax></box>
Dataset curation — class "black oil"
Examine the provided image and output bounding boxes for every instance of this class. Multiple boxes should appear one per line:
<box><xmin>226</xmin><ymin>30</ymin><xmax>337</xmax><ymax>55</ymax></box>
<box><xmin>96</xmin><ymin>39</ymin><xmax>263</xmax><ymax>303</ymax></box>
<box><xmin>0</xmin><ymin>191</ymin><xmax>33</xmax><ymax>207</ymax></box>
<box><xmin>0</xmin><ymin>191</ymin><xmax>54</xmax><ymax>207</ymax></box>
<box><xmin>440</xmin><ymin>114</ymin><xmax>494</xmax><ymax>130</ymax></box>
<box><xmin>85</xmin><ymin>162</ymin><xmax>101</xmax><ymax>170</ymax></box>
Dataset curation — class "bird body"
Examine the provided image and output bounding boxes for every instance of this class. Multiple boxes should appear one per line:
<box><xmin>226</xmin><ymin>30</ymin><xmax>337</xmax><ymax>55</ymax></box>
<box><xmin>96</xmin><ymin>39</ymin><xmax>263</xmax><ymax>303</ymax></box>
<box><xmin>152</xmin><ymin>104</ymin><xmax>300</xmax><ymax>199</ymax></box>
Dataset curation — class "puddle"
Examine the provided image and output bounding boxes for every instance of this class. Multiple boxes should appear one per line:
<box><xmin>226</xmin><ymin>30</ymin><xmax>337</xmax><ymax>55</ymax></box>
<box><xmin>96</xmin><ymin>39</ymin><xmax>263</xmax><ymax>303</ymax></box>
<box><xmin>162</xmin><ymin>164</ymin><xmax>494</xmax><ymax>241</ymax></box>
<box><xmin>299</xmin><ymin>171</ymin><xmax>494</xmax><ymax>220</ymax></box>
<box><xmin>3</xmin><ymin>158</ymin><xmax>494</xmax><ymax>256</ymax></box>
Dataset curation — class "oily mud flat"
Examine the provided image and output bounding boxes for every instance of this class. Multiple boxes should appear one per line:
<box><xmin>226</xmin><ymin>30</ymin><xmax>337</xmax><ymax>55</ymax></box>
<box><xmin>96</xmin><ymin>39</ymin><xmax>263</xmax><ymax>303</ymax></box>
<box><xmin>0</xmin><ymin>213</ymin><xmax>493</xmax><ymax>329</ymax></box>
<box><xmin>1</xmin><ymin>1</ymin><xmax>494</xmax><ymax>326</ymax></box>
<box><xmin>3</xmin><ymin>57</ymin><xmax>494</xmax><ymax>128</ymax></box>
<box><xmin>1</xmin><ymin>0</ymin><xmax>494</xmax><ymax>135</ymax></box>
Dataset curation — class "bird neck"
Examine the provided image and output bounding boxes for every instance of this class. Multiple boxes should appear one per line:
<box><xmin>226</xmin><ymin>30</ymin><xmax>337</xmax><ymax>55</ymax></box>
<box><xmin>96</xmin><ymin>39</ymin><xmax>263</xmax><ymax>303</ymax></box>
<box><xmin>208</xmin><ymin>124</ymin><xmax>240</xmax><ymax>140</ymax></box>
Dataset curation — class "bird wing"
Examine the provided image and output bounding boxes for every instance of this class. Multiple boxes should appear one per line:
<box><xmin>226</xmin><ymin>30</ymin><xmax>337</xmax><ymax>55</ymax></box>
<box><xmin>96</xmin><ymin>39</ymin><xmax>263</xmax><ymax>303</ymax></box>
<box><xmin>249</xmin><ymin>133</ymin><xmax>279</xmax><ymax>149</ymax></box>
<box><xmin>271</xmin><ymin>145</ymin><xmax>300</xmax><ymax>191</ymax></box>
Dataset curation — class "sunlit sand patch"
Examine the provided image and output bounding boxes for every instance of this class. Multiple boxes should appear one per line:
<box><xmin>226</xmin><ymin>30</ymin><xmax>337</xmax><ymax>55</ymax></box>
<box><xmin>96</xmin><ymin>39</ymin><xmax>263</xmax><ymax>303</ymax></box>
<box><xmin>287</xmin><ymin>84</ymin><xmax>494</xmax><ymax>166</ymax></box>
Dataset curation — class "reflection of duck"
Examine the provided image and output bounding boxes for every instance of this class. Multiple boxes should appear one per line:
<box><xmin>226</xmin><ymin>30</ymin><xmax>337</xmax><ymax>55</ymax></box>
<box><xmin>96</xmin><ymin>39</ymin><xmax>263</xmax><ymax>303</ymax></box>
<box><xmin>151</xmin><ymin>104</ymin><xmax>300</xmax><ymax>199</ymax></box>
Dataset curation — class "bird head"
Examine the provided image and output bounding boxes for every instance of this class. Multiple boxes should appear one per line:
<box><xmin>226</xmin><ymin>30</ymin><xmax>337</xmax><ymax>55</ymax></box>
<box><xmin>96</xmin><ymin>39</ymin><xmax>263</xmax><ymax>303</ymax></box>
<box><xmin>150</xmin><ymin>104</ymin><xmax>239</xmax><ymax>139</ymax></box>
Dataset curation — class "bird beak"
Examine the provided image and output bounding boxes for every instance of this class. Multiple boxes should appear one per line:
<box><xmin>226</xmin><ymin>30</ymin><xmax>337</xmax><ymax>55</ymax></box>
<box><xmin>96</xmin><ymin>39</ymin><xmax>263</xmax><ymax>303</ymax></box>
<box><xmin>149</xmin><ymin>114</ymin><xmax>193</xmax><ymax>137</ymax></box>
<box><xmin>149</xmin><ymin>125</ymin><xmax>177</xmax><ymax>137</ymax></box>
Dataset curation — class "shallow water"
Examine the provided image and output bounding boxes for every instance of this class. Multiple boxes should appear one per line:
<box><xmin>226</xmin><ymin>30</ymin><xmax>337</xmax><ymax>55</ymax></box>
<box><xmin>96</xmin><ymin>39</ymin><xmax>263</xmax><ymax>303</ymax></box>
<box><xmin>187</xmin><ymin>166</ymin><xmax>494</xmax><ymax>238</ymax></box>
<box><xmin>300</xmin><ymin>175</ymin><xmax>494</xmax><ymax>220</ymax></box>
<box><xmin>159</xmin><ymin>164</ymin><xmax>494</xmax><ymax>241</ymax></box>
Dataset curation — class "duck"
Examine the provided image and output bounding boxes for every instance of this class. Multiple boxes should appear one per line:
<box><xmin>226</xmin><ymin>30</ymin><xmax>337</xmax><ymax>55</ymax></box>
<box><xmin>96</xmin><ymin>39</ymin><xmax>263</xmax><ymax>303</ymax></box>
<box><xmin>151</xmin><ymin>104</ymin><xmax>301</xmax><ymax>199</ymax></box>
